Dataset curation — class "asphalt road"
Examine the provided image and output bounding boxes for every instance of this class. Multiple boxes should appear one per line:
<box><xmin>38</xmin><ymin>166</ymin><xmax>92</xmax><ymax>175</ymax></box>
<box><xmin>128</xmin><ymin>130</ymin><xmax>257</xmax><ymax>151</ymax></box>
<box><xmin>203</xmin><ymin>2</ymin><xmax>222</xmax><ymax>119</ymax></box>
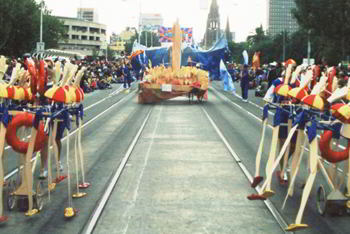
<box><xmin>1</xmin><ymin>81</ymin><xmax>349</xmax><ymax>234</ymax></box>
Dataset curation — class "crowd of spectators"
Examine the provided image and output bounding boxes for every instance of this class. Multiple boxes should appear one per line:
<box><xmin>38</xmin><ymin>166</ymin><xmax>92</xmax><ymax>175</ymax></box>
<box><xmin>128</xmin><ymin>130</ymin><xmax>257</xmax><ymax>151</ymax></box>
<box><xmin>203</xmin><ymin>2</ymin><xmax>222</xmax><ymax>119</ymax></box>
<box><xmin>2</xmin><ymin>55</ymin><xmax>141</xmax><ymax>95</ymax></box>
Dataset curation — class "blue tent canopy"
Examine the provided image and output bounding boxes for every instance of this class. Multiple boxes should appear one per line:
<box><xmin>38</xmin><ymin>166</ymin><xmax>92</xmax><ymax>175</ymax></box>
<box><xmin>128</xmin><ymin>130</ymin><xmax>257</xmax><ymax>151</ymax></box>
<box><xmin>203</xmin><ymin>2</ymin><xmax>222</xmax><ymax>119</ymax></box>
<box><xmin>131</xmin><ymin>36</ymin><xmax>228</xmax><ymax>80</ymax></box>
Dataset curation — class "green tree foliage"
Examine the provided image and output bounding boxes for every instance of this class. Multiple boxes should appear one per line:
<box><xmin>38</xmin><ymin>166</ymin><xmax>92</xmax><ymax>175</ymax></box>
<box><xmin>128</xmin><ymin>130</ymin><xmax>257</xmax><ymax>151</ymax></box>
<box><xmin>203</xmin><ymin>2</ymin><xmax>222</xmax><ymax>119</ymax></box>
<box><xmin>225</xmin><ymin>1</ymin><xmax>350</xmax><ymax>66</ymax></box>
<box><xmin>228</xmin><ymin>41</ymin><xmax>249</xmax><ymax>64</ymax></box>
<box><xmin>140</xmin><ymin>31</ymin><xmax>161</xmax><ymax>48</ymax></box>
<box><xmin>293</xmin><ymin>0</ymin><xmax>350</xmax><ymax>65</ymax></box>
<box><xmin>124</xmin><ymin>31</ymin><xmax>161</xmax><ymax>55</ymax></box>
<box><xmin>0</xmin><ymin>0</ymin><xmax>65</xmax><ymax>57</ymax></box>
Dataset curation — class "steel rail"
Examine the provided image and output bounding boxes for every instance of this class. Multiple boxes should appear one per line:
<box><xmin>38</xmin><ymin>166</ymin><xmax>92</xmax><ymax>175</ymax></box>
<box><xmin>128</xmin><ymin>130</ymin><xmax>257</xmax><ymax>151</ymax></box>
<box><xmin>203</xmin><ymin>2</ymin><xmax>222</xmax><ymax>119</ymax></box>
<box><xmin>82</xmin><ymin>107</ymin><xmax>153</xmax><ymax>234</ymax></box>
<box><xmin>202</xmin><ymin>106</ymin><xmax>292</xmax><ymax>234</ymax></box>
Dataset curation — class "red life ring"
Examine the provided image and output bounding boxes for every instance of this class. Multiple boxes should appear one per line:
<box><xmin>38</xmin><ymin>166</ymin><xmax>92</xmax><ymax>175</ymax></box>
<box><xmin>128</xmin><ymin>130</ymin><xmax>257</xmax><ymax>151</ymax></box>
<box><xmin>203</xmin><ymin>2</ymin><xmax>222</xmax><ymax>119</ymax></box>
<box><xmin>319</xmin><ymin>130</ymin><xmax>350</xmax><ymax>163</ymax></box>
<box><xmin>27</xmin><ymin>61</ymin><xmax>38</xmax><ymax>95</ymax></box>
<box><xmin>6</xmin><ymin>113</ymin><xmax>48</xmax><ymax>154</ymax></box>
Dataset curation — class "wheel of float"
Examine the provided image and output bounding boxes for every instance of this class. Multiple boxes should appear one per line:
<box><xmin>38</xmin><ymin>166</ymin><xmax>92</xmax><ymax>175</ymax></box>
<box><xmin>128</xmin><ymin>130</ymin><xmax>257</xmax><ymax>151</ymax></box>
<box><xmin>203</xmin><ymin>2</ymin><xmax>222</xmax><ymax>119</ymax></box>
<box><xmin>316</xmin><ymin>185</ymin><xmax>327</xmax><ymax>216</ymax></box>
<box><xmin>7</xmin><ymin>179</ymin><xmax>17</xmax><ymax>211</ymax></box>
<box><xmin>34</xmin><ymin>181</ymin><xmax>44</xmax><ymax>211</ymax></box>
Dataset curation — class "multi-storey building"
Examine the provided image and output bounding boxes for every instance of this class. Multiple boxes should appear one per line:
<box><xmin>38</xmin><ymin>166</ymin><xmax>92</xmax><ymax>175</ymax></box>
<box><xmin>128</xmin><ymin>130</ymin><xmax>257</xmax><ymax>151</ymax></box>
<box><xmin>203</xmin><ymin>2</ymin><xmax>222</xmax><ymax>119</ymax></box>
<box><xmin>139</xmin><ymin>13</ymin><xmax>163</xmax><ymax>29</ymax></box>
<box><xmin>267</xmin><ymin>0</ymin><xmax>299</xmax><ymax>36</ymax></box>
<box><xmin>57</xmin><ymin>16</ymin><xmax>107</xmax><ymax>56</ymax></box>
<box><xmin>109</xmin><ymin>28</ymin><xmax>136</xmax><ymax>54</ymax></box>
<box><xmin>77</xmin><ymin>8</ymin><xmax>99</xmax><ymax>22</ymax></box>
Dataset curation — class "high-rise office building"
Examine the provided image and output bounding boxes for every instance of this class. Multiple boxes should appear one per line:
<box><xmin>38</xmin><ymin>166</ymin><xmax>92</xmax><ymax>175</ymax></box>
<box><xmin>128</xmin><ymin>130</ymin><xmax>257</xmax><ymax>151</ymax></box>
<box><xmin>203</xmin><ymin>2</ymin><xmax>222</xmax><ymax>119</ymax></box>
<box><xmin>267</xmin><ymin>0</ymin><xmax>299</xmax><ymax>36</ymax></box>
<box><xmin>77</xmin><ymin>8</ymin><xmax>99</xmax><ymax>22</ymax></box>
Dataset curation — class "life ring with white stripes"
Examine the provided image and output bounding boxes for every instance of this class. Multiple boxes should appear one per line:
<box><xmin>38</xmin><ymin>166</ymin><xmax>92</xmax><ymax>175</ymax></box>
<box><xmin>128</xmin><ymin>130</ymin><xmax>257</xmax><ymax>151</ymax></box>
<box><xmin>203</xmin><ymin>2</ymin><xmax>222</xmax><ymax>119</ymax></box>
<box><xmin>5</xmin><ymin>113</ymin><xmax>48</xmax><ymax>154</ymax></box>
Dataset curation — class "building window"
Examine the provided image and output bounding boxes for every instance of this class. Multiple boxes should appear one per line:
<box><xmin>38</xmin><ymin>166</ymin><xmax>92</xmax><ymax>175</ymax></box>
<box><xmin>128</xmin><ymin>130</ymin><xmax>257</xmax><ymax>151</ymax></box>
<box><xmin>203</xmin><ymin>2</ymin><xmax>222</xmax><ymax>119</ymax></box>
<box><xmin>89</xmin><ymin>36</ymin><xmax>94</xmax><ymax>40</ymax></box>
<box><xmin>81</xmin><ymin>35</ymin><xmax>87</xmax><ymax>40</ymax></box>
<box><xmin>72</xmin><ymin>35</ymin><xmax>79</xmax><ymax>40</ymax></box>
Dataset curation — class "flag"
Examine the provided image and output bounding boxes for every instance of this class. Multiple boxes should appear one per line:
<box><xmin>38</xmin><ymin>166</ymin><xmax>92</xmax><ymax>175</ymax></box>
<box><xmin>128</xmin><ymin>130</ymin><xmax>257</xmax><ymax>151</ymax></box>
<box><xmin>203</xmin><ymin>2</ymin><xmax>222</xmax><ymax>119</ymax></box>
<box><xmin>220</xmin><ymin>59</ymin><xmax>236</xmax><ymax>93</ymax></box>
<box><xmin>252</xmin><ymin>51</ymin><xmax>260</xmax><ymax>70</ymax></box>
<box><xmin>242</xmin><ymin>50</ymin><xmax>249</xmax><ymax>65</ymax></box>
<box><xmin>158</xmin><ymin>27</ymin><xmax>193</xmax><ymax>43</ymax></box>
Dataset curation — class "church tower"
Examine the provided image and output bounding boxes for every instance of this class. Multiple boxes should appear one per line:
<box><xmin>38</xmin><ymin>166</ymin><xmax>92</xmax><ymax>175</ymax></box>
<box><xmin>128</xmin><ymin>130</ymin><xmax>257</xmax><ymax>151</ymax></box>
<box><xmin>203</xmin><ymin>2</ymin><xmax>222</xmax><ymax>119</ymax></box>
<box><xmin>225</xmin><ymin>16</ymin><xmax>232</xmax><ymax>42</ymax></box>
<box><xmin>204</xmin><ymin>0</ymin><xmax>220</xmax><ymax>48</ymax></box>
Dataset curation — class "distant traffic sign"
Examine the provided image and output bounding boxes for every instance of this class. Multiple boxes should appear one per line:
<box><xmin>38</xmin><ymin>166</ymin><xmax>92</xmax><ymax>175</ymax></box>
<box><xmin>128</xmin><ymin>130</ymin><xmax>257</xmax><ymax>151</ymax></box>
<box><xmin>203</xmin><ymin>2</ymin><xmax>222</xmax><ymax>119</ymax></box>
<box><xmin>303</xmin><ymin>58</ymin><xmax>315</xmax><ymax>65</ymax></box>
<box><xmin>36</xmin><ymin>42</ymin><xmax>45</xmax><ymax>52</ymax></box>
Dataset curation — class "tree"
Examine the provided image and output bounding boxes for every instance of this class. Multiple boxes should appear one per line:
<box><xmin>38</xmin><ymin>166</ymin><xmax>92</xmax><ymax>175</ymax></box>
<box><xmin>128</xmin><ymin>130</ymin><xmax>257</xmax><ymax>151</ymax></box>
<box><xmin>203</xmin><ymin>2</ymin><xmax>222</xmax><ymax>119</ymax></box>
<box><xmin>0</xmin><ymin>0</ymin><xmax>65</xmax><ymax>57</ymax></box>
<box><xmin>140</xmin><ymin>31</ymin><xmax>161</xmax><ymax>48</ymax></box>
<box><xmin>246</xmin><ymin>25</ymin><xmax>267</xmax><ymax>48</ymax></box>
<box><xmin>293</xmin><ymin>0</ymin><xmax>350</xmax><ymax>65</ymax></box>
<box><xmin>228</xmin><ymin>41</ymin><xmax>249</xmax><ymax>64</ymax></box>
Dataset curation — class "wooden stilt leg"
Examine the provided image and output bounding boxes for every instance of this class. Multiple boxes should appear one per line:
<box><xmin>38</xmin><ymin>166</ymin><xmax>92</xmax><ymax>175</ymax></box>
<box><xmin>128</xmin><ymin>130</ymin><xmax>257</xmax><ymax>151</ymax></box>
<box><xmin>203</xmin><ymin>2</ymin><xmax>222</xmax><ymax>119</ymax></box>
<box><xmin>288</xmin><ymin>129</ymin><xmax>305</xmax><ymax>197</ymax></box>
<box><xmin>281</xmin><ymin>119</ymin><xmax>292</xmax><ymax>178</ymax></box>
<box><xmin>286</xmin><ymin>138</ymin><xmax>318</xmax><ymax>231</ymax></box>
<box><xmin>24</xmin><ymin>127</ymin><xmax>38</xmax><ymax>216</ymax></box>
<box><xmin>47</xmin><ymin>127</ymin><xmax>56</xmax><ymax>198</ymax></box>
<box><xmin>78</xmin><ymin>120</ymin><xmax>89</xmax><ymax>188</ymax></box>
<box><xmin>260</xmin><ymin>124</ymin><xmax>298</xmax><ymax>197</ymax></box>
<box><xmin>64</xmin><ymin>129</ymin><xmax>76</xmax><ymax>218</ymax></box>
<box><xmin>72</xmin><ymin>129</ymin><xmax>86</xmax><ymax>198</ymax></box>
<box><xmin>0</xmin><ymin>123</ymin><xmax>8</xmax><ymax>222</ymax></box>
<box><xmin>252</xmin><ymin>118</ymin><xmax>267</xmax><ymax>187</ymax></box>
<box><xmin>264</xmin><ymin>125</ymin><xmax>280</xmax><ymax>195</ymax></box>
<box><xmin>346</xmin><ymin>149</ymin><xmax>350</xmax><ymax>198</ymax></box>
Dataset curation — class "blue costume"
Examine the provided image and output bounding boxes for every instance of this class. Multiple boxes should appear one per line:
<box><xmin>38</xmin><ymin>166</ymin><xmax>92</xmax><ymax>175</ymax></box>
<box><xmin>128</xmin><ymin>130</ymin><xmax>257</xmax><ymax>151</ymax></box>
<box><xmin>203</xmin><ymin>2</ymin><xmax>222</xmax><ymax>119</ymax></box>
<box><xmin>241</xmin><ymin>66</ymin><xmax>249</xmax><ymax>101</ymax></box>
<box><xmin>123</xmin><ymin>65</ymin><xmax>131</xmax><ymax>88</ymax></box>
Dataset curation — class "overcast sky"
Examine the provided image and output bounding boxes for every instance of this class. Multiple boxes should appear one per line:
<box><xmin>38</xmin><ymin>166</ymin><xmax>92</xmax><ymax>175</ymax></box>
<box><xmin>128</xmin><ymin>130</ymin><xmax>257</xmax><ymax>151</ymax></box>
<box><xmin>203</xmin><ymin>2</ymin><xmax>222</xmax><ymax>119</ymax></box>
<box><xmin>39</xmin><ymin>0</ymin><xmax>267</xmax><ymax>42</ymax></box>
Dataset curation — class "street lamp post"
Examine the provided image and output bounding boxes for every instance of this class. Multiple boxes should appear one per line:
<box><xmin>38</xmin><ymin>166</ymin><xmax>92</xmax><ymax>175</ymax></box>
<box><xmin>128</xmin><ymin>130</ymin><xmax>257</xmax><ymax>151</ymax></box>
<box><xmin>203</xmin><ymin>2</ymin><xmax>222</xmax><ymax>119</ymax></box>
<box><xmin>138</xmin><ymin>0</ymin><xmax>142</xmax><ymax>44</ymax></box>
<box><xmin>40</xmin><ymin>0</ymin><xmax>43</xmax><ymax>43</ymax></box>
<box><xmin>307</xmin><ymin>29</ymin><xmax>311</xmax><ymax>65</ymax></box>
<box><xmin>283</xmin><ymin>30</ymin><xmax>285</xmax><ymax>62</ymax></box>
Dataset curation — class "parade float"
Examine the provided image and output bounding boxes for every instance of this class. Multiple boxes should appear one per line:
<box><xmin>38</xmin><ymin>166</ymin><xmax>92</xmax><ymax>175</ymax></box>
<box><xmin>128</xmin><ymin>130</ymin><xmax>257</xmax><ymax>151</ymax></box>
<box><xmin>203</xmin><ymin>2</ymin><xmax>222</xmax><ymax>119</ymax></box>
<box><xmin>138</xmin><ymin>20</ymin><xmax>209</xmax><ymax>104</ymax></box>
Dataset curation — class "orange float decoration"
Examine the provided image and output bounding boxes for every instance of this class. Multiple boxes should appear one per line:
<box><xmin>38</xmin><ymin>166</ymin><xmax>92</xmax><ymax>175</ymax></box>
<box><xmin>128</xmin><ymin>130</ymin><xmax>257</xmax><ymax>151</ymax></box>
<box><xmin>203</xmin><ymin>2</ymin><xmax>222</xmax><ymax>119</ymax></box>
<box><xmin>44</xmin><ymin>86</ymin><xmax>71</xmax><ymax>104</ymax></box>
<box><xmin>302</xmin><ymin>94</ymin><xmax>325</xmax><ymax>110</ymax></box>
<box><xmin>38</xmin><ymin>60</ymin><xmax>48</xmax><ymax>96</ymax></box>
<box><xmin>5</xmin><ymin>113</ymin><xmax>48</xmax><ymax>154</ymax></box>
<box><xmin>26</xmin><ymin>59</ymin><xmax>38</xmax><ymax>95</ymax></box>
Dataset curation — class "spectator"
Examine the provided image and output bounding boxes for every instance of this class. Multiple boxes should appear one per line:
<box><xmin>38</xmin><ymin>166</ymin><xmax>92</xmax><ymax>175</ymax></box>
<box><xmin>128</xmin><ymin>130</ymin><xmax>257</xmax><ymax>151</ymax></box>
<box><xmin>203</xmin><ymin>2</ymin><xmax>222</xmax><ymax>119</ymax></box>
<box><xmin>240</xmin><ymin>64</ymin><xmax>249</xmax><ymax>102</ymax></box>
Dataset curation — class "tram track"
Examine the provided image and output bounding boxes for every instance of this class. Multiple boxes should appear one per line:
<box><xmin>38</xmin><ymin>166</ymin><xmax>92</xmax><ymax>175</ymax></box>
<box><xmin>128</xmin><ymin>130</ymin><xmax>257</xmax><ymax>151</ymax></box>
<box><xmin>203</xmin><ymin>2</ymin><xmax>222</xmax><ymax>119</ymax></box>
<box><xmin>211</xmin><ymin>86</ymin><xmax>348</xmax><ymax>175</ymax></box>
<box><xmin>201</xmin><ymin>107</ymin><xmax>291</xmax><ymax>234</ymax></box>
<box><xmin>1</xmin><ymin>85</ymin><xmax>154</xmax><ymax>234</ymax></box>
<box><xmin>82</xmin><ymin>107</ymin><xmax>153</xmax><ymax>234</ymax></box>
<box><xmin>208</xmin><ymin>86</ymin><xmax>350</xmax><ymax>234</ymax></box>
